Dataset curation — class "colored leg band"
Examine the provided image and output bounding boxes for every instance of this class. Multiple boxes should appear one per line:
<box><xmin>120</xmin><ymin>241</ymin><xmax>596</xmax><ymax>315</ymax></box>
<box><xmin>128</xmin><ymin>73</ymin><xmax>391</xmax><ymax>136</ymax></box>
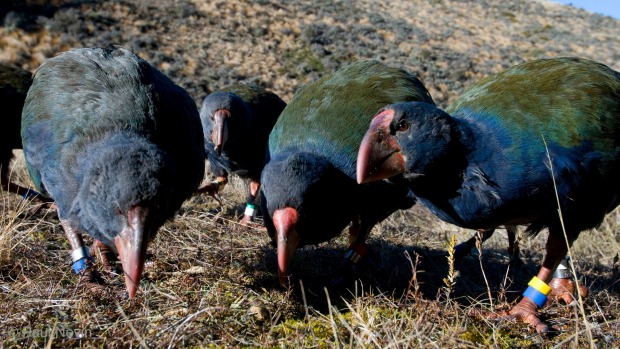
<box><xmin>523</xmin><ymin>276</ymin><xmax>552</xmax><ymax>308</ymax></box>
<box><xmin>553</xmin><ymin>257</ymin><xmax>572</xmax><ymax>279</ymax></box>
<box><xmin>528</xmin><ymin>276</ymin><xmax>552</xmax><ymax>295</ymax></box>
<box><xmin>244</xmin><ymin>203</ymin><xmax>256</xmax><ymax>217</ymax></box>
<box><xmin>71</xmin><ymin>247</ymin><xmax>94</xmax><ymax>274</ymax></box>
<box><xmin>523</xmin><ymin>286</ymin><xmax>548</xmax><ymax>308</ymax></box>
<box><xmin>344</xmin><ymin>242</ymin><xmax>368</xmax><ymax>264</ymax></box>
<box><xmin>211</xmin><ymin>181</ymin><xmax>221</xmax><ymax>191</ymax></box>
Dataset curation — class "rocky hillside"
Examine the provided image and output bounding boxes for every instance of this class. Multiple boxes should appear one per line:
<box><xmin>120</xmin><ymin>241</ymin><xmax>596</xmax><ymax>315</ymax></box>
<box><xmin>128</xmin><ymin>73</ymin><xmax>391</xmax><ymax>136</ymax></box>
<box><xmin>1</xmin><ymin>0</ymin><xmax>619</xmax><ymax>109</ymax></box>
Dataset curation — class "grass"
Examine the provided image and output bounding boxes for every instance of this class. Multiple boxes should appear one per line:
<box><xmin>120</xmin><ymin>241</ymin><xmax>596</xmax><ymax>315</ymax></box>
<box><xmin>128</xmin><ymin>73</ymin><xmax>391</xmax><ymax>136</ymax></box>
<box><xmin>0</xmin><ymin>151</ymin><xmax>619</xmax><ymax>348</ymax></box>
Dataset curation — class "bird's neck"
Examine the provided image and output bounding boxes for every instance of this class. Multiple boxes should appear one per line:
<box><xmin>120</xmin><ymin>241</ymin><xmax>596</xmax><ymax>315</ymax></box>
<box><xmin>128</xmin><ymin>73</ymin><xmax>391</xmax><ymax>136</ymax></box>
<box><xmin>408</xmin><ymin>116</ymin><xmax>472</xmax><ymax>200</ymax></box>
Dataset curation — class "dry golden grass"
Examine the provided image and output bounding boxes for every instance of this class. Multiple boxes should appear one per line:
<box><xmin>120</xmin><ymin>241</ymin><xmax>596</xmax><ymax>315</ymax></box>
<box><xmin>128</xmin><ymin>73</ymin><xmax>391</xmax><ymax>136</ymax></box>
<box><xmin>0</xmin><ymin>151</ymin><xmax>618</xmax><ymax>348</ymax></box>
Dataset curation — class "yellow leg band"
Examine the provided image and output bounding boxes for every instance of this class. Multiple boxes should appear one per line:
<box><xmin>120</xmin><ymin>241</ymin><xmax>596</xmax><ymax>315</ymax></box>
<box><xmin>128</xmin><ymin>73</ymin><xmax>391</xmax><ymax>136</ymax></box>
<box><xmin>528</xmin><ymin>276</ymin><xmax>552</xmax><ymax>296</ymax></box>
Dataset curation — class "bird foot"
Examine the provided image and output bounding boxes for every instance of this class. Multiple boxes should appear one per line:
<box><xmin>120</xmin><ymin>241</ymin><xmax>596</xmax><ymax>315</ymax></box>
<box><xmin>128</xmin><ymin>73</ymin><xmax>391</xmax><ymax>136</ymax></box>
<box><xmin>548</xmin><ymin>277</ymin><xmax>588</xmax><ymax>305</ymax></box>
<box><xmin>91</xmin><ymin>240</ymin><xmax>119</xmax><ymax>274</ymax></box>
<box><xmin>471</xmin><ymin>297</ymin><xmax>549</xmax><ymax>334</ymax></box>
<box><xmin>238</xmin><ymin>215</ymin><xmax>265</xmax><ymax>230</ymax></box>
<box><xmin>196</xmin><ymin>182</ymin><xmax>222</xmax><ymax>203</ymax></box>
<box><xmin>74</xmin><ymin>267</ymin><xmax>109</xmax><ymax>295</ymax></box>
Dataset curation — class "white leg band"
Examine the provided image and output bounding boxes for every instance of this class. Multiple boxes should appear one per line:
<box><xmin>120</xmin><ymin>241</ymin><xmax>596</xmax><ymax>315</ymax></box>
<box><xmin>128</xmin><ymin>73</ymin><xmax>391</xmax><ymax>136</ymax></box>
<box><xmin>71</xmin><ymin>246</ymin><xmax>90</xmax><ymax>262</ymax></box>
<box><xmin>244</xmin><ymin>204</ymin><xmax>256</xmax><ymax>217</ymax></box>
<box><xmin>553</xmin><ymin>257</ymin><xmax>572</xmax><ymax>279</ymax></box>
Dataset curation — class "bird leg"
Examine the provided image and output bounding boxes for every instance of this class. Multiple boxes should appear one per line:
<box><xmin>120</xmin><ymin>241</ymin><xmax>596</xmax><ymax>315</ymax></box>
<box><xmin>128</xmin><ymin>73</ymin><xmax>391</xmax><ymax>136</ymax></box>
<box><xmin>488</xmin><ymin>232</ymin><xmax>569</xmax><ymax>334</ymax></box>
<box><xmin>548</xmin><ymin>257</ymin><xmax>588</xmax><ymax>304</ymax></box>
<box><xmin>328</xmin><ymin>218</ymin><xmax>370</xmax><ymax>287</ymax></box>
<box><xmin>240</xmin><ymin>179</ymin><xmax>261</xmax><ymax>225</ymax></box>
<box><xmin>454</xmin><ymin>228</ymin><xmax>495</xmax><ymax>259</ymax></box>
<box><xmin>455</xmin><ymin>226</ymin><xmax>522</xmax><ymax>265</ymax></box>
<box><xmin>60</xmin><ymin>219</ymin><xmax>105</xmax><ymax>290</ymax></box>
<box><xmin>505</xmin><ymin>225</ymin><xmax>523</xmax><ymax>266</ymax></box>
<box><xmin>91</xmin><ymin>239</ymin><xmax>118</xmax><ymax>274</ymax></box>
<box><xmin>196</xmin><ymin>176</ymin><xmax>227</xmax><ymax>203</ymax></box>
<box><xmin>345</xmin><ymin>218</ymin><xmax>369</xmax><ymax>263</ymax></box>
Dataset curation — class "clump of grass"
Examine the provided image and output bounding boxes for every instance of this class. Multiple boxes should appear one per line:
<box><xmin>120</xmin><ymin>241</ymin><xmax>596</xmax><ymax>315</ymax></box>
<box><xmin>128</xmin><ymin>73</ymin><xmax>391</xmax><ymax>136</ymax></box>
<box><xmin>441</xmin><ymin>234</ymin><xmax>459</xmax><ymax>302</ymax></box>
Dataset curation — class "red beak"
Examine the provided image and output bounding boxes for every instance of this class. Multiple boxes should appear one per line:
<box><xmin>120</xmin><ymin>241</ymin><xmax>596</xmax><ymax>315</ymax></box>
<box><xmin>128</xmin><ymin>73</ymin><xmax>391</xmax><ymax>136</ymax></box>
<box><xmin>212</xmin><ymin>109</ymin><xmax>231</xmax><ymax>156</ymax></box>
<box><xmin>356</xmin><ymin>109</ymin><xmax>406</xmax><ymax>184</ymax></box>
<box><xmin>114</xmin><ymin>206</ymin><xmax>151</xmax><ymax>299</ymax></box>
<box><xmin>272</xmin><ymin>207</ymin><xmax>300</xmax><ymax>286</ymax></box>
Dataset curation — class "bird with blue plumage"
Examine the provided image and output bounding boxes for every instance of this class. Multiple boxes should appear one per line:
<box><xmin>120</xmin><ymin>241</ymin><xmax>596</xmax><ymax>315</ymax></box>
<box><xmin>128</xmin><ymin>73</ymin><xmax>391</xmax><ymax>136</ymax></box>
<box><xmin>261</xmin><ymin>60</ymin><xmax>433</xmax><ymax>286</ymax></box>
<box><xmin>21</xmin><ymin>47</ymin><xmax>205</xmax><ymax>299</ymax></box>
<box><xmin>357</xmin><ymin>57</ymin><xmax>620</xmax><ymax>333</ymax></box>
<box><xmin>197</xmin><ymin>83</ymin><xmax>286</xmax><ymax>224</ymax></box>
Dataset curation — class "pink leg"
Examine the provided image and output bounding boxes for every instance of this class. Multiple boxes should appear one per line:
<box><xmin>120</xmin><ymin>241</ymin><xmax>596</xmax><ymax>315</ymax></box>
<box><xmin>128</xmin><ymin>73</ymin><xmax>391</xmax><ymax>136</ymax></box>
<box><xmin>240</xmin><ymin>179</ymin><xmax>261</xmax><ymax>225</ymax></box>
<box><xmin>506</xmin><ymin>233</ymin><xmax>568</xmax><ymax>333</ymax></box>
<box><xmin>548</xmin><ymin>257</ymin><xmax>588</xmax><ymax>304</ymax></box>
<box><xmin>505</xmin><ymin>225</ymin><xmax>523</xmax><ymax>266</ymax></box>
<box><xmin>60</xmin><ymin>219</ymin><xmax>105</xmax><ymax>290</ymax></box>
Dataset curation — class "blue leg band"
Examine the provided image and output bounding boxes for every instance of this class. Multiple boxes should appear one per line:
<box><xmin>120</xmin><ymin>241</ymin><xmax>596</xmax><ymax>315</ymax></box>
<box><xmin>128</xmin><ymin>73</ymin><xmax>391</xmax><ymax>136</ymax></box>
<box><xmin>523</xmin><ymin>286</ymin><xmax>548</xmax><ymax>308</ymax></box>
<box><xmin>71</xmin><ymin>247</ymin><xmax>94</xmax><ymax>274</ymax></box>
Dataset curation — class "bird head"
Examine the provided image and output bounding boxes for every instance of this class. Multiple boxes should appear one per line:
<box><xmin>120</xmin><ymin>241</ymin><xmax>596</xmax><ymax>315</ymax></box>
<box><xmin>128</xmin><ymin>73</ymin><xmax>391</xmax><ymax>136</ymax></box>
<box><xmin>75</xmin><ymin>134</ymin><xmax>175</xmax><ymax>298</ymax></box>
<box><xmin>199</xmin><ymin>92</ymin><xmax>251</xmax><ymax>157</ymax></box>
<box><xmin>261</xmin><ymin>151</ymin><xmax>359</xmax><ymax>287</ymax></box>
<box><xmin>357</xmin><ymin>102</ymin><xmax>456</xmax><ymax>184</ymax></box>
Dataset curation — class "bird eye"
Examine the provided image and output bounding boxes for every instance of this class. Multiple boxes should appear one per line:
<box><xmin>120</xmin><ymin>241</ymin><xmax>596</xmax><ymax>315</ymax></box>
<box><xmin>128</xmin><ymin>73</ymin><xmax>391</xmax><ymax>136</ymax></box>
<box><xmin>397</xmin><ymin>120</ymin><xmax>409</xmax><ymax>131</ymax></box>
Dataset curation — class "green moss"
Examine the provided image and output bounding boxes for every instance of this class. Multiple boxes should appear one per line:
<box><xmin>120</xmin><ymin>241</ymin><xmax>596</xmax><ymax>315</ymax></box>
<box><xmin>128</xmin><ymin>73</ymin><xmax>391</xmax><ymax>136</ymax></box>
<box><xmin>460</xmin><ymin>326</ymin><xmax>535</xmax><ymax>348</ymax></box>
<box><xmin>271</xmin><ymin>317</ymin><xmax>342</xmax><ymax>347</ymax></box>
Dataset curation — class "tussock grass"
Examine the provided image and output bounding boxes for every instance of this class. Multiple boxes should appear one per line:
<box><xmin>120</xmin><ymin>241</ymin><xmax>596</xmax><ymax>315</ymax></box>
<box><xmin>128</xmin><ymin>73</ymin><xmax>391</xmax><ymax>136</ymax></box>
<box><xmin>0</xmin><ymin>152</ymin><xmax>618</xmax><ymax>348</ymax></box>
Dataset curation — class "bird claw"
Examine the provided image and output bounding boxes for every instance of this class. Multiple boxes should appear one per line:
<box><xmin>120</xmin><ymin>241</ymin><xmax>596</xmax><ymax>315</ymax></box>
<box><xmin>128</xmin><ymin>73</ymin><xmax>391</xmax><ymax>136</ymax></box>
<box><xmin>238</xmin><ymin>215</ymin><xmax>265</xmax><ymax>230</ymax></box>
<box><xmin>239</xmin><ymin>214</ymin><xmax>254</xmax><ymax>225</ymax></box>
<box><xmin>548</xmin><ymin>277</ymin><xmax>588</xmax><ymax>305</ymax></box>
<box><xmin>77</xmin><ymin>267</ymin><xmax>106</xmax><ymax>287</ymax></box>
<box><xmin>196</xmin><ymin>182</ymin><xmax>222</xmax><ymax>204</ymax></box>
<box><xmin>469</xmin><ymin>297</ymin><xmax>549</xmax><ymax>334</ymax></box>
<box><xmin>91</xmin><ymin>240</ymin><xmax>119</xmax><ymax>274</ymax></box>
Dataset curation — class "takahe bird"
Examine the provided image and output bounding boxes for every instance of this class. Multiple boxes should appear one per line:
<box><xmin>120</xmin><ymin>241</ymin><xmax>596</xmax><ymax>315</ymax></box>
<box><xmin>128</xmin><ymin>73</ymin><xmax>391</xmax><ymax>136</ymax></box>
<box><xmin>197</xmin><ymin>83</ymin><xmax>286</xmax><ymax>223</ymax></box>
<box><xmin>357</xmin><ymin>57</ymin><xmax>620</xmax><ymax>333</ymax></box>
<box><xmin>261</xmin><ymin>60</ymin><xmax>434</xmax><ymax>285</ymax></box>
<box><xmin>0</xmin><ymin>63</ymin><xmax>48</xmax><ymax>201</ymax></box>
<box><xmin>21</xmin><ymin>47</ymin><xmax>205</xmax><ymax>298</ymax></box>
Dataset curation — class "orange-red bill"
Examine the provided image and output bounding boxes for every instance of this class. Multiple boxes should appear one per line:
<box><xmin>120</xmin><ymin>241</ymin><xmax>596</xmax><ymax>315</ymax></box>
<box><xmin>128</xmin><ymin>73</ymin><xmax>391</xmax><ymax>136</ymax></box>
<box><xmin>114</xmin><ymin>206</ymin><xmax>150</xmax><ymax>299</ymax></box>
<box><xmin>356</xmin><ymin>109</ymin><xmax>406</xmax><ymax>184</ymax></box>
<box><xmin>272</xmin><ymin>207</ymin><xmax>300</xmax><ymax>286</ymax></box>
<box><xmin>212</xmin><ymin>109</ymin><xmax>231</xmax><ymax>156</ymax></box>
